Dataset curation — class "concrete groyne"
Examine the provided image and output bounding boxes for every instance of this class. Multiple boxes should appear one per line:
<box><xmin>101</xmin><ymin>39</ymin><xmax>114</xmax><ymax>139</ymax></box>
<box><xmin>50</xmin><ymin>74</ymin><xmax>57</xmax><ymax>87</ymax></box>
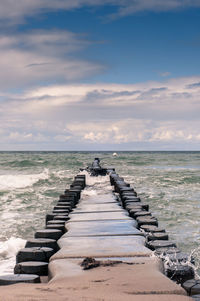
<box><xmin>0</xmin><ymin>158</ymin><xmax>197</xmax><ymax>300</ymax></box>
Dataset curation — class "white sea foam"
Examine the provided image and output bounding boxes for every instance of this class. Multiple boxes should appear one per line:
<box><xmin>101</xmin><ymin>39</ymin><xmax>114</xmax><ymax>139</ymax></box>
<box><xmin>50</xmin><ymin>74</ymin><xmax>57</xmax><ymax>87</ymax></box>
<box><xmin>79</xmin><ymin>172</ymin><xmax>112</xmax><ymax>197</ymax></box>
<box><xmin>53</xmin><ymin>170</ymin><xmax>70</xmax><ymax>178</ymax></box>
<box><xmin>79</xmin><ymin>171</ymin><xmax>109</xmax><ymax>186</ymax></box>
<box><xmin>82</xmin><ymin>189</ymin><xmax>97</xmax><ymax>197</ymax></box>
<box><xmin>0</xmin><ymin>237</ymin><xmax>26</xmax><ymax>275</ymax></box>
<box><xmin>0</xmin><ymin>211</ymin><xmax>20</xmax><ymax>221</ymax></box>
<box><xmin>0</xmin><ymin>237</ymin><xmax>26</xmax><ymax>259</ymax></box>
<box><xmin>0</xmin><ymin>257</ymin><xmax>16</xmax><ymax>275</ymax></box>
<box><xmin>0</xmin><ymin>168</ymin><xmax>49</xmax><ymax>190</ymax></box>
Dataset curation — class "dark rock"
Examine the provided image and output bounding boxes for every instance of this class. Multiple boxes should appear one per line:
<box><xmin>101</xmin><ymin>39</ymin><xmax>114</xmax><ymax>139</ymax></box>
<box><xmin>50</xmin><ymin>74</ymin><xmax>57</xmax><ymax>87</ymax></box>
<box><xmin>129</xmin><ymin>208</ymin><xmax>144</xmax><ymax>218</ymax></box>
<box><xmin>25</xmin><ymin>238</ymin><xmax>58</xmax><ymax>251</ymax></box>
<box><xmin>167</xmin><ymin>253</ymin><xmax>194</xmax><ymax>264</ymax></box>
<box><xmin>147</xmin><ymin>240</ymin><xmax>177</xmax><ymax>250</ymax></box>
<box><xmin>53</xmin><ymin>205</ymin><xmax>71</xmax><ymax>211</ymax></box>
<box><xmin>124</xmin><ymin>197</ymin><xmax>141</xmax><ymax>203</ymax></box>
<box><xmin>46</xmin><ymin>224</ymin><xmax>65</xmax><ymax>232</ymax></box>
<box><xmin>119</xmin><ymin>187</ymin><xmax>134</xmax><ymax>196</ymax></box>
<box><xmin>46</xmin><ymin>213</ymin><xmax>68</xmax><ymax>224</ymax></box>
<box><xmin>121</xmin><ymin>191</ymin><xmax>136</xmax><ymax>196</ymax></box>
<box><xmin>14</xmin><ymin>261</ymin><xmax>48</xmax><ymax>276</ymax></box>
<box><xmin>137</xmin><ymin>216</ymin><xmax>158</xmax><ymax>227</ymax></box>
<box><xmin>154</xmin><ymin>247</ymin><xmax>181</xmax><ymax>256</ymax></box>
<box><xmin>166</xmin><ymin>264</ymin><xmax>194</xmax><ymax>284</ymax></box>
<box><xmin>16</xmin><ymin>247</ymin><xmax>54</xmax><ymax>263</ymax></box>
<box><xmin>56</xmin><ymin>202</ymin><xmax>73</xmax><ymax>210</ymax></box>
<box><xmin>146</xmin><ymin>232</ymin><xmax>169</xmax><ymax>241</ymax></box>
<box><xmin>35</xmin><ymin>229</ymin><xmax>62</xmax><ymax>241</ymax></box>
<box><xmin>0</xmin><ymin>274</ymin><xmax>40</xmax><ymax>285</ymax></box>
<box><xmin>52</xmin><ymin>209</ymin><xmax>69</xmax><ymax>214</ymax></box>
<box><xmin>47</xmin><ymin>220</ymin><xmax>65</xmax><ymax>225</ymax></box>
<box><xmin>126</xmin><ymin>203</ymin><xmax>149</xmax><ymax>211</ymax></box>
<box><xmin>53</xmin><ymin>215</ymin><xmax>70</xmax><ymax>222</ymax></box>
<box><xmin>134</xmin><ymin>211</ymin><xmax>152</xmax><ymax>218</ymax></box>
<box><xmin>192</xmin><ymin>294</ymin><xmax>200</xmax><ymax>300</ymax></box>
<box><xmin>140</xmin><ymin>225</ymin><xmax>165</xmax><ymax>233</ymax></box>
<box><xmin>123</xmin><ymin>200</ymin><xmax>141</xmax><ymax>209</ymax></box>
<box><xmin>182</xmin><ymin>279</ymin><xmax>200</xmax><ymax>296</ymax></box>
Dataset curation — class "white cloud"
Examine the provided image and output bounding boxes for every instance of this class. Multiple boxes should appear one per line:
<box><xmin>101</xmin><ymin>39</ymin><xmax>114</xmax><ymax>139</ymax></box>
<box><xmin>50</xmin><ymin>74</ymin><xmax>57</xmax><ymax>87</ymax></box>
<box><xmin>79</xmin><ymin>120</ymin><xmax>148</xmax><ymax>143</ymax></box>
<box><xmin>109</xmin><ymin>0</ymin><xmax>200</xmax><ymax>18</ymax></box>
<box><xmin>0</xmin><ymin>30</ymin><xmax>103</xmax><ymax>89</ymax></box>
<box><xmin>0</xmin><ymin>75</ymin><xmax>200</xmax><ymax>149</ymax></box>
<box><xmin>71</xmin><ymin>119</ymin><xmax>200</xmax><ymax>145</ymax></box>
<box><xmin>0</xmin><ymin>0</ymin><xmax>200</xmax><ymax>23</ymax></box>
<box><xmin>8</xmin><ymin>132</ymin><xmax>33</xmax><ymax>141</ymax></box>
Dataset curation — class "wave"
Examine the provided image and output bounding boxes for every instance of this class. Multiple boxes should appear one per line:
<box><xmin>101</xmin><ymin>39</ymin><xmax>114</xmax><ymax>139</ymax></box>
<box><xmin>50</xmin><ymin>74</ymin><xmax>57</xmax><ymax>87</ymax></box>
<box><xmin>0</xmin><ymin>168</ymin><xmax>50</xmax><ymax>190</ymax></box>
<box><xmin>0</xmin><ymin>237</ymin><xmax>26</xmax><ymax>275</ymax></box>
<box><xmin>3</xmin><ymin>159</ymin><xmax>39</xmax><ymax>168</ymax></box>
<box><xmin>80</xmin><ymin>171</ymin><xmax>109</xmax><ymax>186</ymax></box>
<box><xmin>0</xmin><ymin>237</ymin><xmax>26</xmax><ymax>260</ymax></box>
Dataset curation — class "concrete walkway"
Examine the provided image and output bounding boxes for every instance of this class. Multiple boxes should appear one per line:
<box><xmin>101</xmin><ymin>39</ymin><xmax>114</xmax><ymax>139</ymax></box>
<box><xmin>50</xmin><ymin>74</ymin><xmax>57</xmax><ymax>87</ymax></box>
<box><xmin>0</xmin><ymin>171</ymin><xmax>193</xmax><ymax>300</ymax></box>
<box><xmin>47</xmin><ymin>173</ymin><xmax>192</xmax><ymax>300</ymax></box>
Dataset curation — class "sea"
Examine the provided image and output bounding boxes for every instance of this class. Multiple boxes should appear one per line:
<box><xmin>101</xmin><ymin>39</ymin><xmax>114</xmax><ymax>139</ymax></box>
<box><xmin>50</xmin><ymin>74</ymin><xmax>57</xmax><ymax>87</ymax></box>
<box><xmin>0</xmin><ymin>151</ymin><xmax>200</xmax><ymax>275</ymax></box>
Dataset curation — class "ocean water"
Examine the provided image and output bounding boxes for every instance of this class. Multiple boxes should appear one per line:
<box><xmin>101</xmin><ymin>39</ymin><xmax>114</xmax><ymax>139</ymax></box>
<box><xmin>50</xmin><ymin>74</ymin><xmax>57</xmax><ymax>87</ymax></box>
<box><xmin>0</xmin><ymin>151</ymin><xmax>200</xmax><ymax>274</ymax></box>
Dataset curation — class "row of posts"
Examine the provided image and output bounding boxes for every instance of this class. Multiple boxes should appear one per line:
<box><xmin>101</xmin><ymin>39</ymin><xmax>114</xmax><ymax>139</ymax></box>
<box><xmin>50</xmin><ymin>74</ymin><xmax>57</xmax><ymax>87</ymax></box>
<box><xmin>109</xmin><ymin>170</ymin><xmax>200</xmax><ymax>298</ymax></box>
<box><xmin>0</xmin><ymin>174</ymin><xmax>86</xmax><ymax>285</ymax></box>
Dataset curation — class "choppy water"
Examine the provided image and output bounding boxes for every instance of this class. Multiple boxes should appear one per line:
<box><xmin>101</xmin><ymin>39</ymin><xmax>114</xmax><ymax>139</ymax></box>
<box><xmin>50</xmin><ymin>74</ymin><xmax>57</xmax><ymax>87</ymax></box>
<box><xmin>0</xmin><ymin>151</ymin><xmax>199</xmax><ymax>274</ymax></box>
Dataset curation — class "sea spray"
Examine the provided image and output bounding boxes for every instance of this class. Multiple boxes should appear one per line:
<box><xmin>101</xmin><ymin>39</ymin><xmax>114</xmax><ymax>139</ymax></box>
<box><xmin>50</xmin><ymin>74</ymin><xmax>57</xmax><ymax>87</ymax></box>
<box><xmin>0</xmin><ymin>168</ymin><xmax>50</xmax><ymax>190</ymax></box>
<box><xmin>0</xmin><ymin>238</ymin><xmax>26</xmax><ymax>275</ymax></box>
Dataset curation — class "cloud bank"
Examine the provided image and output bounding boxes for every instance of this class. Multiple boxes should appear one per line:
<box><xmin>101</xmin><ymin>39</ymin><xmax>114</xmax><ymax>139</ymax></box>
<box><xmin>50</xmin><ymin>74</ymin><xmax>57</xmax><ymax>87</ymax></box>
<box><xmin>0</xmin><ymin>76</ymin><xmax>200</xmax><ymax>150</ymax></box>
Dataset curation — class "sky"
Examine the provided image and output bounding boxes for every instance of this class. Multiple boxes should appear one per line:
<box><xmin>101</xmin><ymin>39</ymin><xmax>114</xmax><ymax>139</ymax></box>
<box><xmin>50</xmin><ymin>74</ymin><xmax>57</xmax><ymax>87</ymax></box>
<box><xmin>0</xmin><ymin>0</ymin><xmax>200</xmax><ymax>151</ymax></box>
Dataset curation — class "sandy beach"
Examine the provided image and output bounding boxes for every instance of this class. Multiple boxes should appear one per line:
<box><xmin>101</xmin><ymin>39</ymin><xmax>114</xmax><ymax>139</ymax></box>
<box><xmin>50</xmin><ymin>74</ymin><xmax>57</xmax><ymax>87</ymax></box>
<box><xmin>0</xmin><ymin>261</ymin><xmax>193</xmax><ymax>301</ymax></box>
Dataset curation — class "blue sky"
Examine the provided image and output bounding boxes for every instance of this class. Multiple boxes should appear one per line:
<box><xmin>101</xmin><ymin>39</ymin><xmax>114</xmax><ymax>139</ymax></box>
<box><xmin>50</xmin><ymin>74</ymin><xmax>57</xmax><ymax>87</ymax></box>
<box><xmin>0</xmin><ymin>0</ymin><xmax>200</xmax><ymax>150</ymax></box>
<box><xmin>20</xmin><ymin>5</ymin><xmax>200</xmax><ymax>84</ymax></box>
